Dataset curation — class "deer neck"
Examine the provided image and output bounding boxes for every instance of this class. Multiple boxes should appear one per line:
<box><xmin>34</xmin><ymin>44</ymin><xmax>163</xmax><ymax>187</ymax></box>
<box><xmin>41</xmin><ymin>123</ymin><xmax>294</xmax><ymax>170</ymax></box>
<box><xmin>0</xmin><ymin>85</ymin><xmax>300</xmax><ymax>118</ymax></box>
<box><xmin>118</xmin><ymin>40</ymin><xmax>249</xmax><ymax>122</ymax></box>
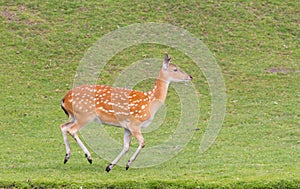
<box><xmin>151</xmin><ymin>78</ymin><xmax>170</xmax><ymax>103</ymax></box>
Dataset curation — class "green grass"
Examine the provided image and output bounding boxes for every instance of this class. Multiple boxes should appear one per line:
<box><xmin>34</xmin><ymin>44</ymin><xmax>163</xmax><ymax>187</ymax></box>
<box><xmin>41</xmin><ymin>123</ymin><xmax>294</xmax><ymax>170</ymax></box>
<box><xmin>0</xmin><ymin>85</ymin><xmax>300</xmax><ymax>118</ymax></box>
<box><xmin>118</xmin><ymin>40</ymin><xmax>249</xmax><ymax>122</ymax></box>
<box><xmin>0</xmin><ymin>0</ymin><xmax>299</xmax><ymax>188</ymax></box>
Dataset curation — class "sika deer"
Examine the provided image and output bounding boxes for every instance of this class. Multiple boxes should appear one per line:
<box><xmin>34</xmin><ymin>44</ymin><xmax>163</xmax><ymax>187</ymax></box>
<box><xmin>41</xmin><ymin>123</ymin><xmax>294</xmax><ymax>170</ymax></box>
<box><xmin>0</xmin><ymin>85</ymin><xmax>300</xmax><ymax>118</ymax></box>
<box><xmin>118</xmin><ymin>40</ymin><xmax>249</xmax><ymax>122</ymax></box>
<box><xmin>60</xmin><ymin>54</ymin><xmax>192</xmax><ymax>172</ymax></box>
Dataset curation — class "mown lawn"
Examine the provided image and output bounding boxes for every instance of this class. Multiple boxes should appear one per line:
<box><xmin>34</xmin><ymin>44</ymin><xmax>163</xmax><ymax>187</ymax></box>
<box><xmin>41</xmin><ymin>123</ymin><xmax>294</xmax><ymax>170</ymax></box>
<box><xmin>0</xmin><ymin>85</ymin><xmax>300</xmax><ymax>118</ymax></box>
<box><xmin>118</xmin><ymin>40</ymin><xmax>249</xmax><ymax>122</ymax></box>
<box><xmin>0</xmin><ymin>1</ymin><xmax>299</xmax><ymax>188</ymax></box>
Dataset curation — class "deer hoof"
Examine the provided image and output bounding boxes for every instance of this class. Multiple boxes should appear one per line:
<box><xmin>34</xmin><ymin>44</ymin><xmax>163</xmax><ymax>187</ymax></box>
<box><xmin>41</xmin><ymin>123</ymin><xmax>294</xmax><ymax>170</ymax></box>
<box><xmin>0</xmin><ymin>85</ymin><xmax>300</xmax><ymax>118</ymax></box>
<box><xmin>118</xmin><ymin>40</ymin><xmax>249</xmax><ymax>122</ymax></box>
<box><xmin>106</xmin><ymin>164</ymin><xmax>113</xmax><ymax>172</ymax></box>
<box><xmin>126</xmin><ymin>161</ymin><xmax>130</xmax><ymax>170</ymax></box>
<box><xmin>85</xmin><ymin>154</ymin><xmax>92</xmax><ymax>164</ymax></box>
<box><xmin>64</xmin><ymin>153</ymin><xmax>70</xmax><ymax>164</ymax></box>
<box><xmin>64</xmin><ymin>158</ymin><xmax>68</xmax><ymax>164</ymax></box>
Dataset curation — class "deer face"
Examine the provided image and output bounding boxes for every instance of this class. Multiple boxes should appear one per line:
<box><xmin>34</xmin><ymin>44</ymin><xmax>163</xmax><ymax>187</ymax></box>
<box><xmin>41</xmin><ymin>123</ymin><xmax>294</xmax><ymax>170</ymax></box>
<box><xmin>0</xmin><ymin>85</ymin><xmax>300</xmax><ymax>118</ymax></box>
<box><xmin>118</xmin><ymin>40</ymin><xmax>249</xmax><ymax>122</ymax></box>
<box><xmin>161</xmin><ymin>54</ymin><xmax>192</xmax><ymax>83</ymax></box>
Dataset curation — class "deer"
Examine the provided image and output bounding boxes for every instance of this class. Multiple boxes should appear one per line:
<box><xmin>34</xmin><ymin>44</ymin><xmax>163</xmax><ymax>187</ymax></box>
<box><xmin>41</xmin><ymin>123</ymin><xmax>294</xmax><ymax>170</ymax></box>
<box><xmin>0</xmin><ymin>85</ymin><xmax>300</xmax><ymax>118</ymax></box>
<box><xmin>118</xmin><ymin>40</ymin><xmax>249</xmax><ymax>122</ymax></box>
<box><xmin>60</xmin><ymin>53</ymin><xmax>193</xmax><ymax>172</ymax></box>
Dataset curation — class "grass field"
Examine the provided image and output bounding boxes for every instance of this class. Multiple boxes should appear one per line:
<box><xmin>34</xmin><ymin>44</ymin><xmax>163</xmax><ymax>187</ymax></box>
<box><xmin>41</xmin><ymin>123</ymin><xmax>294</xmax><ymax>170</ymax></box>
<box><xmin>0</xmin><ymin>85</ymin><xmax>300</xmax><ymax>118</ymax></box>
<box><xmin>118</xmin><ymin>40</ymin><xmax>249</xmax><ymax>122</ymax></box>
<box><xmin>0</xmin><ymin>1</ymin><xmax>299</xmax><ymax>188</ymax></box>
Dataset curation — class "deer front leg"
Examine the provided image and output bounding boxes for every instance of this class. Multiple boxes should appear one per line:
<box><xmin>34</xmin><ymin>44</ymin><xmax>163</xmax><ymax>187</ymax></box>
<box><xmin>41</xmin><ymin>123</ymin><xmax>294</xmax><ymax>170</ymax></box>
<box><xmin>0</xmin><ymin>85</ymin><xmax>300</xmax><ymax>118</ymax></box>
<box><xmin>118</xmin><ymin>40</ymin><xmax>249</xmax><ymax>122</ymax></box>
<box><xmin>106</xmin><ymin>128</ymin><xmax>132</xmax><ymax>172</ymax></box>
<box><xmin>126</xmin><ymin>131</ymin><xmax>145</xmax><ymax>170</ymax></box>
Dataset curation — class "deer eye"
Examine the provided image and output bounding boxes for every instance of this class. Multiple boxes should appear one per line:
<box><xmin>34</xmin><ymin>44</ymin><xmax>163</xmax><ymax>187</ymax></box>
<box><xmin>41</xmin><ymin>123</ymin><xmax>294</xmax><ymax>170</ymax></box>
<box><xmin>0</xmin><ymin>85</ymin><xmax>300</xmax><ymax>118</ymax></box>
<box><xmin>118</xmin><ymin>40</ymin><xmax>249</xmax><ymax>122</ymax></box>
<box><xmin>173</xmin><ymin>68</ymin><xmax>178</xmax><ymax>72</ymax></box>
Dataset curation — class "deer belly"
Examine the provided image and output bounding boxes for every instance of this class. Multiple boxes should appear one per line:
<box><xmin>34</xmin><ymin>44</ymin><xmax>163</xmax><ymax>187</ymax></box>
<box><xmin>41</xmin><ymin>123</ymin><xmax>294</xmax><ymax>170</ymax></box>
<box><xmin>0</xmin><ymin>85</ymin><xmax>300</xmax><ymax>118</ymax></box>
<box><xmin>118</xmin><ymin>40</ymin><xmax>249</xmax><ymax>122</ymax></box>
<box><xmin>141</xmin><ymin>117</ymin><xmax>154</xmax><ymax>128</ymax></box>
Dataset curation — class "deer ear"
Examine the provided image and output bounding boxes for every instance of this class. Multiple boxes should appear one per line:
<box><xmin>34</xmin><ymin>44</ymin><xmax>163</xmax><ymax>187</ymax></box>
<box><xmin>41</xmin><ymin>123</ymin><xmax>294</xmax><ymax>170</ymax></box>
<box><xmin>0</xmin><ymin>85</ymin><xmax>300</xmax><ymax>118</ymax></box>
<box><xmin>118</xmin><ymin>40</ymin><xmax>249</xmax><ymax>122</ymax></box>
<box><xmin>163</xmin><ymin>53</ymin><xmax>171</xmax><ymax>70</ymax></box>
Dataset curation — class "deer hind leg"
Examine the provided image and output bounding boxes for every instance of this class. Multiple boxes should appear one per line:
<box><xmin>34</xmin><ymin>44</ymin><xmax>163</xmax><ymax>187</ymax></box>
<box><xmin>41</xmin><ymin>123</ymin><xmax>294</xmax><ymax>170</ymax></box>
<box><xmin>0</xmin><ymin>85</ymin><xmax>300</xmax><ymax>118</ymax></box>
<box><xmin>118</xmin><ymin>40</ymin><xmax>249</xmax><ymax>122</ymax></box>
<box><xmin>60</xmin><ymin>119</ymin><xmax>93</xmax><ymax>164</ymax></box>
<box><xmin>60</xmin><ymin>121</ymin><xmax>73</xmax><ymax>163</ymax></box>
<box><xmin>126</xmin><ymin>130</ymin><xmax>145</xmax><ymax>170</ymax></box>
<box><xmin>106</xmin><ymin>128</ymin><xmax>132</xmax><ymax>172</ymax></box>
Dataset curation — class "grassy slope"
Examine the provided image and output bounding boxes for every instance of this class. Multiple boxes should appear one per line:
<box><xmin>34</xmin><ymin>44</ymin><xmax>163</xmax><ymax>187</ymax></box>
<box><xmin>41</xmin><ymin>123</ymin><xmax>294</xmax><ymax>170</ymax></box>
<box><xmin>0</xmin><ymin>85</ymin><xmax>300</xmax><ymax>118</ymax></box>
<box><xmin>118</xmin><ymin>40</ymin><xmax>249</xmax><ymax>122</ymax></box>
<box><xmin>0</xmin><ymin>0</ymin><xmax>299</xmax><ymax>188</ymax></box>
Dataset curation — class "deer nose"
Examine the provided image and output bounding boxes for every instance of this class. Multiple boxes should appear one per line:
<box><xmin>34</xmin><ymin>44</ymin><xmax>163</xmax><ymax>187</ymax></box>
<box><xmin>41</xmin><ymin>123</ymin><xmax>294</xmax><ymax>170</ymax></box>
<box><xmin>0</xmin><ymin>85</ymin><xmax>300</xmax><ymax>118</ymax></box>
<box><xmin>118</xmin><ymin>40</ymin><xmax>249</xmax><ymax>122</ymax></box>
<box><xmin>189</xmin><ymin>75</ymin><xmax>193</xmax><ymax>80</ymax></box>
